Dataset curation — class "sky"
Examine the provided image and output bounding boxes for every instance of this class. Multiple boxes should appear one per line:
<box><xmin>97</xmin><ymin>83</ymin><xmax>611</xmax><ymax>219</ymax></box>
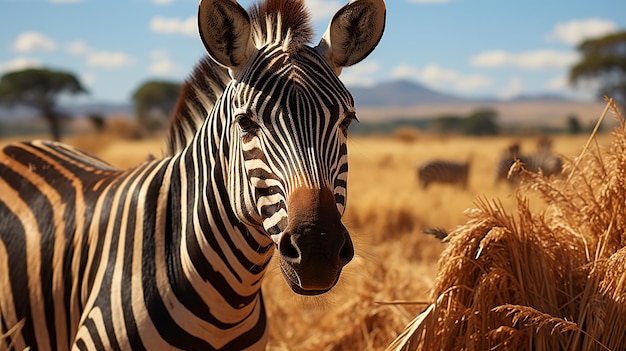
<box><xmin>1</xmin><ymin>0</ymin><xmax>625</xmax><ymax>106</ymax></box>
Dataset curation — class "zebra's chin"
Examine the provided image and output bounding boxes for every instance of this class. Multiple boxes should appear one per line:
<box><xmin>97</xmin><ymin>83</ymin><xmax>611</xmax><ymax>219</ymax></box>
<box><xmin>290</xmin><ymin>285</ymin><xmax>334</xmax><ymax>296</ymax></box>
<box><xmin>279</xmin><ymin>259</ymin><xmax>341</xmax><ymax>296</ymax></box>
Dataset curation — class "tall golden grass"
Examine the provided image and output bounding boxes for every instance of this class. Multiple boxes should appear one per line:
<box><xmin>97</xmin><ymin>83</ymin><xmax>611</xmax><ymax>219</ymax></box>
<box><xmin>0</xmin><ymin>103</ymin><xmax>620</xmax><ymax>350</ymax></box>
<box><xmin>387</xmin><ymin>99</ymin><xmax>626</xmax><ymax>351</ymax></box>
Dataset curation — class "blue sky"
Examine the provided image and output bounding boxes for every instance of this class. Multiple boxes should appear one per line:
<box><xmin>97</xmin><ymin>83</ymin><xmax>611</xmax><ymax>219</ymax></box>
<box><xmin>1</xmin><ymin>0</ymin><xmax>625</xmax><ymax>105</ymax></box>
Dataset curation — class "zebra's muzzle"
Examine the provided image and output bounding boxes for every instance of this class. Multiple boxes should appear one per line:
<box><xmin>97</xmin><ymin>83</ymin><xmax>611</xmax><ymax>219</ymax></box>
<box><xmin>277</xmin><ymin>187</ymin><xmax>354</xmax><ymax>295</ymax></box>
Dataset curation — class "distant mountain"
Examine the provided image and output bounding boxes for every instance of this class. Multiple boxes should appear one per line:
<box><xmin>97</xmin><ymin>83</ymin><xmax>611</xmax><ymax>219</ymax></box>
<box><xmin>348</xmin><ymin>80</ymin><xmax>468</xmax><ymax>107</ymax></box>
<box><xmin>0</xmin><ymin>105</ymin><xmax>39</xmax><ymax>121</ymax></box>
<box><xmin>2</xmin><ymin>81</ymin><xmax>461</xmax><ymax>120</ymax></box>
<box><xmin>343</xmin><ymin>80</ymin><xmax>606</xmax><ymax>126</ymax></box>
<box><xmin>0</xmin><ymin>80</ymin><xmax>582</xmax><ymax>123</ymax></box>
<box><xmin>505</xmin><ymin>93</ymin><xmax>571</xmax><ymax>102</ymax></box>
<box><xmin>347</xmin><ymin>80</ymin><xmax>579</xmax><ymax>107</ymax></box>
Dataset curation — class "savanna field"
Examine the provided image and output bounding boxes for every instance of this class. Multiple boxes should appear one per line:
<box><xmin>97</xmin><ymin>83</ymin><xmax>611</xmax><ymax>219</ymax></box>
<box><xmin>1</xmin><ymin>103</ymin><xmax>625</xmax><ymax>350</ymax></box>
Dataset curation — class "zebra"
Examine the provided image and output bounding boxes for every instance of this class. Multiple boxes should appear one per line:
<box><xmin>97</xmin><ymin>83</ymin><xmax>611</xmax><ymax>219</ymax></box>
<box><xmin>417</xmin><ymin>158</ymin><xmax>471</xmax><ymax>189</ymax></box>
<box><xmin>532</xmin><ymin>136</ymin><xmax>564</xmax><ymax>177</ymax></box>
<box><xmin>495</xmin><ymin>142</ymin><xmax>523</xmax><ymax>185</ymax></box>
<box><xmin>495</xmin><ymin>139</ymin><xmax>563</xmax><ymax>185</ymax></box>
<box><xmin>0</xmin><ymin>0</ymin><xmax>386</xmax><ymax>350</ymax></box>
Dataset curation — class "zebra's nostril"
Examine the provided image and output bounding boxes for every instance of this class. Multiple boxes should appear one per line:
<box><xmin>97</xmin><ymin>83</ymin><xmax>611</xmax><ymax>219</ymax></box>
<box><xmin>339</xmin><ymin>234</ymin><xmax>354</xmax><ymax>266</ymax></box>
<box><xmin>279</xmin><ymin>234</ymin><xmax>301</xmax><ymax>263</ymax></box>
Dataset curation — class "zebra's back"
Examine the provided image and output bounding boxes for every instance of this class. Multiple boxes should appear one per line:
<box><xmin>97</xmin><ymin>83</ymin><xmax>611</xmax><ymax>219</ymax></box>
<box><xmin>531</xmin><ymin>151</ymin><xmax>563</xmax><ymax>177</ymax></box>
<box><xmin>495</xmin><ymin>151</ymin><xmax>563</xmax><ymax>185</ymax></box>
<box><xmin>417</xmin><ymin>160</ymin><xmax>470</xmax><ymax>189</ymax></box>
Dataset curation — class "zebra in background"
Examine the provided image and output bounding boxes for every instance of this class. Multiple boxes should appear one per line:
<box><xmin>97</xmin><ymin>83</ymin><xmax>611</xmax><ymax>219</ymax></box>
<box><xmin>530</xmin><ymin>136</ymin><xmax>564</xmax><ymax>177</ymax></box>
<box><xmin>0</xmin><ymin>0</ymin><xmax>386</xmax><ymax>350</ymax></box>
<box><xmin>495</xmin><ymin>138</ymin><xmax>563</xmax><ymax>186</ymax></box>
<box><xmin>417</xmin><ymin>157</ymin><xmax>471</xmax><ymax>190</ymax></box>
<box><xmin>495</xmin><ymin>142</ymin><xmax>523</xmax><ymax>185</ymax></box>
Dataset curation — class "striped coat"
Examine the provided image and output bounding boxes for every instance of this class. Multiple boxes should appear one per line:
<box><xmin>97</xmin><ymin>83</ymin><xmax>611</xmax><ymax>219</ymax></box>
<box><xmin>417</xmin><ymin>159</ymin><xmax>471</xmax><ymax>189</ymax></box>
<box><xmin>495</xmin><ymin>140</ymin><xmax>563</xmax><ymax>185</ymax></box>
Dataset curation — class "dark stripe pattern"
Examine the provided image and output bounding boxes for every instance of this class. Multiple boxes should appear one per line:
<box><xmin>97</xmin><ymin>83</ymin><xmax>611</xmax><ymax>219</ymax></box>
<box><xmin>417</xmin><ymin>160</ymin><xmax>470</xmax><ymax>189</ymax></box>
<box><xmin>495</xmin><ymin>141</ymin><xmax>563</xmax><ymax>185</ymax></box>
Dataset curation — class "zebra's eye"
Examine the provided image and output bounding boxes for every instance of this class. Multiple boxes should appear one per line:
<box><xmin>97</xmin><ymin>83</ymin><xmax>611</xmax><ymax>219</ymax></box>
<box><xmin>340</xmin><ymin>113</ymin><xmax>358</xmax><ymax>135</ymax></box>
<box><xmin>235</xmin><ymin>114</ymin><xmax>259</xmax><ymax>133</ymax></box>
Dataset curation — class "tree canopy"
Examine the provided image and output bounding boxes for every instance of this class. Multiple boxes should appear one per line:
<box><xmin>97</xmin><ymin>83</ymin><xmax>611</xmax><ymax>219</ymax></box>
<box><xmin>0</xmin><ymin>67</ymin><xmax>88</xmax><ymax>140</ymax></box>
<box><xmin>132</xmin><ymin>80</ymin><xmax>182</xmax><ymax>132</ymax></box>
<box><xmin>462</xmin><ymin>108</ymin><xmax>499</xmax><ymax>136</ymax></box>
<box><xmin>570</xmin><ymin>31</ymin><xmax>626</xmax><ymax>108</ymax></box>
<box><xmin>428</xmin><ymin>108</ymin><xmax>499</xmax><ymax>136</ymax></box>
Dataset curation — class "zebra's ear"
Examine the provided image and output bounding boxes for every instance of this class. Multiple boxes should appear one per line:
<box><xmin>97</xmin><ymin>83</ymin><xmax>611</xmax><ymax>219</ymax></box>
<box><xmin>315</xmin><ymin>0</ymin><xmax>386</xmax><ymax>76</ymax></box>
<box><xmin>198</xmin><ymin>0</ymin><xmax>254</xmax><ymax>70</ymax></box>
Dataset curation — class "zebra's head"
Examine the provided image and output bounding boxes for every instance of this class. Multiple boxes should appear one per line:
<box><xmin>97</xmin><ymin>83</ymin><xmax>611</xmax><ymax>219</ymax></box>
<box><xmin>198</xmin><ymin>0</ymin><xmax>385</xmax><ymax>295</ymax></box>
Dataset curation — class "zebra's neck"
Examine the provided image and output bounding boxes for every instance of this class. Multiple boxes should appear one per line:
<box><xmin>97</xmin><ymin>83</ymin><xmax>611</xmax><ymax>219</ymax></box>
<box><xmin>165</xmin><ymin>89</ymin><xmax>275</xmax><ymax>312</ymax></box>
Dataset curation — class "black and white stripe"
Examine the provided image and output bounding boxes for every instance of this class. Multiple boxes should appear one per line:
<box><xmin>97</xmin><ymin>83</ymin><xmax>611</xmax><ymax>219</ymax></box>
<box><xmin>417</xmin><ymin>159</ymin><xmax>471</xmax><ymax>189</ymax></box>
<box><xmin>495</xmin><ymin>140</ymin><xmax>563</xmax><ymax>185</ymax></box>
<box><xmin>0</xmin><ymin>0</ymin><xmax>386</xmax><ymax>350</ymax></box>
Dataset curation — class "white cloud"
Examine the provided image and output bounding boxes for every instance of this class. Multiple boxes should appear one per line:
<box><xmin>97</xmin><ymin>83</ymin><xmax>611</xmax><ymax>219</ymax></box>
<box><xmin>66</xmin><ymin>40</ymin><xmax>133</xmax><ymax>68</ymax></box>
<box><xmin>546</xmin><ymin>18</ymin><xmax>618</xmax><ymax>45</ymax></box>
<box><xmin>148</xmin><ymin>50</ymin><xmax>182</xmax><ymax>75</ymax></box>
<box><xmin>150</xmin><ymin>16</ymin><xmax>197</xmax><ymax>36</ymax></box>
<box><xmin>421</xmin><ymin>64</ymin><xmax>491</xmax><ymax>91</ymax></box>
<box><xmin>471</xmin><ymin>50</ymin><xmax>580</xmax><ymax>70</ymax></box>
<box><xmin>498</xmin><ymin>77</ymin><xmax>523</xmax><ymax>99</ymax></box>
<box><xmin>391</xmin><ymin>63</ymin><xmax>492</xmax><ymax>93</ymax></box>
<box><xmin>546</xmin><ymin>75</ymin><xmax>568</xmax><ymax>91</ymax></box>
<box><xmin>151</xmin><ymin>0</ymin><xmax>176</xmax><ymax>4</ymax></box>
<box><xmin>306</xmin><ymin>0</ymin><xmax>343</xmax><ymax>22</ymax></box>
<box><xmin>81</xmin><ymin>72</ymin><xmax>96</xmax><ymax>86</ymax></box>
<box><xmin>340</xmin><ymin>61</ymin><xmax>381</xmax><ymax>87</ymax></box>
<box><xmin>49</xmin><ymin>0</ymin><xmax>83</xmax><ymax>3</ymax></box>
<box><xmin>66</xmin><ymin>40</ymin><xmax>90</xmax><ymax>55</ymax></box>
<box><xmin>420</xmin><ymin>65</ymin><xmax>461</xmax><ymax>84</ymax></box>
<box><xmin>390</xmin><ymin>64</ymin><xmax>420</xmax><ymax>80</ymax></box>
<box><xmin>0</xmin><ymin>57</ymin><xmax>42</xmax><ymax>74</ymax></box>
<box><xmin>12</xmin><ymin>32</ymin><xmax>56</xmax><ymax>53</ymax></box>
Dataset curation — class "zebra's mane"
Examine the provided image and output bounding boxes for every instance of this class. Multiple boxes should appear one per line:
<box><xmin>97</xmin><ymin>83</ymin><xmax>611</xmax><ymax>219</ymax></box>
<box><xmin>164</xmin><ymin>56</ymin><xmax>230</xmax><ymax>156</ymax></box>
<box><xmin>250</xmin><ymin>0</ymin><xmax>313</xmax><ymax>52</ymax></box>
<box><xmin>164</xmin><ymin>0</ymin><xmax>315</xmax><ymax>156</ymax></box>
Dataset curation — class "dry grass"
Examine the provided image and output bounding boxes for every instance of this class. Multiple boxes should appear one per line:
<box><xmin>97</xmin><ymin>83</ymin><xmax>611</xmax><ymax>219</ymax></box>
<box><xmin>0</xmin><ymin>102</ymin><xmax>620</xmax><ymax>350</ymax></box>
<box><xmin>387</xmin><ymin>99</ymin><xmax>626</xmax><ymax>351</ymax></box>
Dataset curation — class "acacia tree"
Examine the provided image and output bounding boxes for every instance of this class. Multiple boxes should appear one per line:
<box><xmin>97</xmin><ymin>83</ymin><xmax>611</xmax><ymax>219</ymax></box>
<box><xmin>570</xmin><ymin>31</ymin><xmax>626</xmax><ymax>108</ymax></box>
<box><xmin>462</xmin><ymin>108</ymin><xmax>499</xmax><ymax>136</ymax></box>
<box><xmin>0</xmin><ymin>68</ymin><xmax>88</xmax><ymax>141</ymax></box>
<box><xmin>132</xmin><ymin>80</ymin><xmax>181</xmax><ymax>133</ymax></box>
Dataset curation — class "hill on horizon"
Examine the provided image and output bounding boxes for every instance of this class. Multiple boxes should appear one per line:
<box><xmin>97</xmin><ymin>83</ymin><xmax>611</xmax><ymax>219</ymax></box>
<box><xmin>348</xmin><ymin>80</ymin><xmax>468</xmax><ymax>107</ymax></box>
<box><xmin>0</xmin><ymin>80</ymin><xmax>608</xmax><ymax>131</ymax></box>
<box><xmin>346</xmin><ymin>80</ymin><xmax>578</xmax><ymax>108</ymax></box>
<box><xmin>345</xmin><ymin>80</ymin><xmax>611</xmax><ymax>128</ymax></box>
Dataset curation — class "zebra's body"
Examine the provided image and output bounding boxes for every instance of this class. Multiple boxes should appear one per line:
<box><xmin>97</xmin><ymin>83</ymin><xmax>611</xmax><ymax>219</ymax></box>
<box><xmin>495</xmin><ymin>140</ymin><xmax>563</xmax><ymax>185</ymax></box>
<box><xmin>528</xmin><ymin>150</ymin><xmax>563</xmax><ymax>177</ymax></box>
<box><xmin>417</xmin><ymin>160</ymin><xmax>470</xmax><ymax>189</ymax></box>
<box><xmin>0</xmin><ymin>0</ymin><xmax>386</xmax><ymax>350</ymax></box>
<box><xmin>1</xmin><ymin>130</ymin><xmax>271</xmax><ymax>350</ymax></box>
